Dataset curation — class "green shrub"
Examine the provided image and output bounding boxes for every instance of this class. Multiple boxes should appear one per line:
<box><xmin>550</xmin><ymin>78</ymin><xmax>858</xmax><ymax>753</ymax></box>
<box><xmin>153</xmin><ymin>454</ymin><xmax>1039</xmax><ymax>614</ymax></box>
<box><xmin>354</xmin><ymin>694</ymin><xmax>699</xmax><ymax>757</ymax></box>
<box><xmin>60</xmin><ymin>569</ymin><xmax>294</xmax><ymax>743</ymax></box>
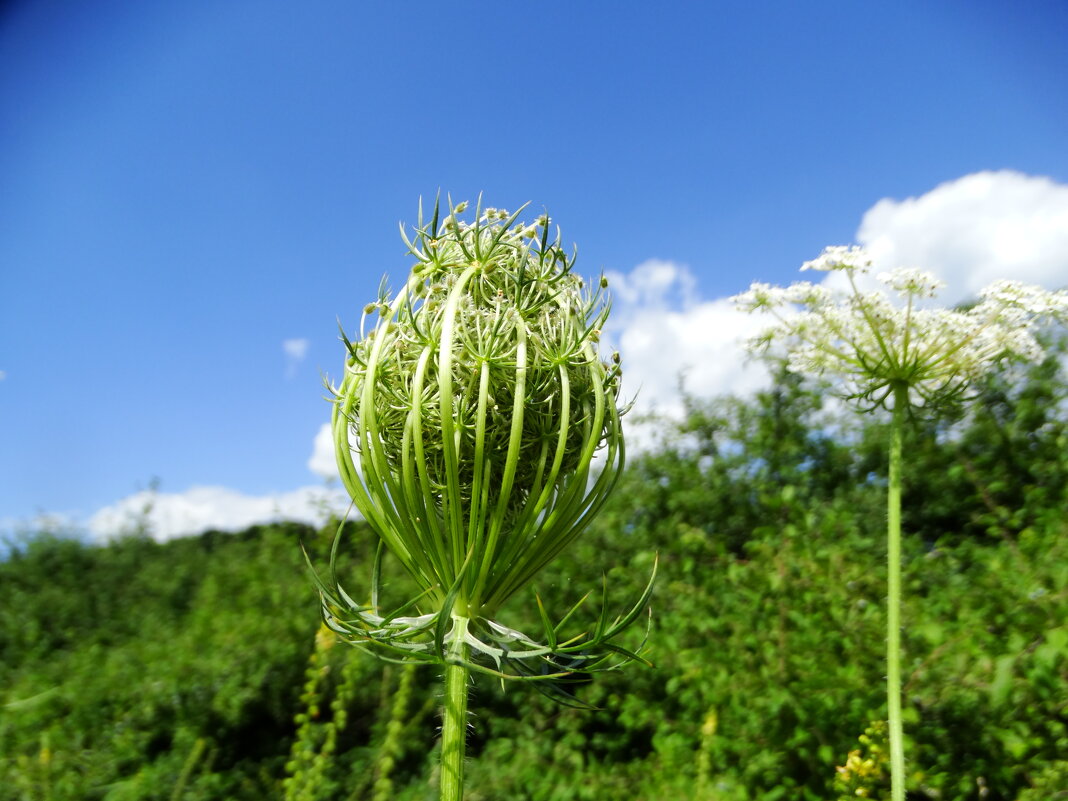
<box><xmin>2</xmin><ymin>350</ymin><xmax>1065</xmax><ymax>800</ymax></box>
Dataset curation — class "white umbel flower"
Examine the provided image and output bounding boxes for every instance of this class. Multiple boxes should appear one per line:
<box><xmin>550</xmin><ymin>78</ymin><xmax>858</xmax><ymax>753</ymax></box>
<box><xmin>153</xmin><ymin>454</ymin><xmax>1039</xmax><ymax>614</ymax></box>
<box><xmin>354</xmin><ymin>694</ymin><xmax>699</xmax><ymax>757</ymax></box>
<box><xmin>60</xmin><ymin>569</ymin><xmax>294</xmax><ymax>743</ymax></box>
<box><xmin>732</xmin><ymin>246</ymin><xmax>1068</xmax><ymax>410</ymax></box>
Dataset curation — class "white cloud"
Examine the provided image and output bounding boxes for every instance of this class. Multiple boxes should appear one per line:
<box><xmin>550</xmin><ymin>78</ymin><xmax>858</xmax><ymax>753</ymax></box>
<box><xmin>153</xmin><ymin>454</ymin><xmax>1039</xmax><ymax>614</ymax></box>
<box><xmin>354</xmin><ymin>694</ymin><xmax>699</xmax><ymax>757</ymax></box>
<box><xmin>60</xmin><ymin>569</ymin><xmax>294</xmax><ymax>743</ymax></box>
<box><xmin>607</xmin><ymin>258</ymin><xmax>699</xmax><ymax>311</ymax></box>
<box><xmin>308</xmin><ymin>422</ymin><xmax>339</xmax><ymax>479</ymax></box>
<box><xmin>856</xmin><ymin>170</ymin><xmax>1068</xmax><ymax>303</ymax></box>
<box><xmin>283</xmin><ymin>338</ymin><xmax>310</xmax><ymax>360</ymax></box>
<box><xmin>604</xmin><ymin>260</ymin><xmax>771</xmax><ymax>447</ymax></box>
<box><xmin>283</xmin><ymin>338</ymin><xmax>310</xmax><ymax>378</ymax></box>
<box><xmin>87</xmin><ymin>484</ymin><xmax>352</xmax><ymax>542</ymax></box>
<box><xmin>0</xmin><ymin>370</ymin><xmax>6</xmax><ymax>381</ymax></box>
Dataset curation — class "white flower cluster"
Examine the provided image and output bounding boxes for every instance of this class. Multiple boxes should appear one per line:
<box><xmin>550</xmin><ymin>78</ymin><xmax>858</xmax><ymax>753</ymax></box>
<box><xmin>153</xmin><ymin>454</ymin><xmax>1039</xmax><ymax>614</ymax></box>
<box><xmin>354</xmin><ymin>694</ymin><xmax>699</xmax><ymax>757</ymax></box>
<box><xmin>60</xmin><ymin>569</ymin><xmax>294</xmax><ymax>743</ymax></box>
<box><xmin>733</xmin><ymin>246</ymin><xmax>1068</xmax><ymax>410</ymax></box>
<box><xmin>800</xmin><ymin>245</ymin><xmax>872</xmax><ymax>273</ymax></box>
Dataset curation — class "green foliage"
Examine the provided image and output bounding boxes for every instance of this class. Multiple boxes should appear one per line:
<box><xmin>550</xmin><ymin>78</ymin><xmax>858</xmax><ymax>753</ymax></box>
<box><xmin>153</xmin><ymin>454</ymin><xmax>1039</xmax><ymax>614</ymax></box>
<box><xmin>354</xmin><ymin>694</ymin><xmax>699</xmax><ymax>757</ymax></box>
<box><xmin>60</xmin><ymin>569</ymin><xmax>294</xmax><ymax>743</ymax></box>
<box><xmin>1017</xmin><ymin>760</ymin><xmax>1068</xmax><ymax>800</ymax></box>
<box><xmin>1</xmin><ymin>524</ymin><xmax>336</xmax><ymax>800</ymax></box>
<box><xmin>283</xmin><ymin>624</ymin><xmax>361</xmax><ymax>801</ymax></box>
<box><xmin>453</xmin><ymin>512</ymin><xmax>1066</xmax><ymax>801</ymax></box>
<box><xmin>620</xmin><ymin>368</ymin><xmax>875</xmax><ymax>555</ymax></box>
<box><xmin>2</xmin><ymin>349</ymin><xmax>1066</xmax><ymax>800</ymax></box>
<box><xmin>856</xmin><ymin>334</ymin><xmax>1068</xmax><ymax>546</ymax></box>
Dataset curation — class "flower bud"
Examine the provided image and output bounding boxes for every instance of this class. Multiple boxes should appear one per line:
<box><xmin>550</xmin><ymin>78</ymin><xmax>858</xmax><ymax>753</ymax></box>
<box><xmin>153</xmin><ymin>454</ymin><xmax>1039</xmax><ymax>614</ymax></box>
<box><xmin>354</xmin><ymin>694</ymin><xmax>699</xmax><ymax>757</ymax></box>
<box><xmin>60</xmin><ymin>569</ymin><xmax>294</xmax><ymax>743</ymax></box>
<box><xmin>317</xmin><ymin>197</ymin><xmax>651</xmax><ymax>690</ymax></box>
<box><xmin>333</xmin><ymin>199</ymin><xmax>625</xmax><ymax>614</ymax></box>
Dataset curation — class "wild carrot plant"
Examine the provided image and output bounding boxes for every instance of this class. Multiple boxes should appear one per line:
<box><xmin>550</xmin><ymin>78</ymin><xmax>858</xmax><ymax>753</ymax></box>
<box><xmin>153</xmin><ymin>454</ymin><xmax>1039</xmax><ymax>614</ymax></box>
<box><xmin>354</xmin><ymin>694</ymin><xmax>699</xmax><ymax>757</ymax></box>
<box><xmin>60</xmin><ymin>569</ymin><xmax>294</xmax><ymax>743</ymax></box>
<box><xmin>307</xmin><ymin>198</ymin><xmax>654</xmax><ymax>801</ymax></box>
<box><xmin>734</xmin><ymin>246</ymin><xmax>1068</xmax><ymax>801</ymax></box>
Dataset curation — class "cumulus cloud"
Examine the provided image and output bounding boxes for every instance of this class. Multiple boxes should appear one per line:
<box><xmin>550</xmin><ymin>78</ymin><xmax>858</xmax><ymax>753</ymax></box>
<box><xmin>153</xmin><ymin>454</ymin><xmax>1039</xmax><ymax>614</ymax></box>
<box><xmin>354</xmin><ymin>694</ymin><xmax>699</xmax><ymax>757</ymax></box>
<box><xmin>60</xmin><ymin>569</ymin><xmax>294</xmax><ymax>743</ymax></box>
<box><xmin>87</xmin><ymin>484</ymin><xmax>352</xmax><ymax>542</ymax></box>
<box><xmin>283</xmin><ymin>338</ymin><xmax>310</xmax><ymax>378</ymax></box>
<box><xmin>856</xmin><ymin>171</ymin><xmax>1068</xmax><ymax>303</ymax></box>
<box><xmin>607</xmin><ymin>258</ymin><xmax>699</xmax><ymax>311</ymax></box>
<box><xmin>604</xmin><ymin>260</ymin><xmax>771</xmax><ymax>447</ymax></box>
<box><xmin>308</xmin><ymin>422</ymin><xmax>339</xmax><ymax>479</ymax></box>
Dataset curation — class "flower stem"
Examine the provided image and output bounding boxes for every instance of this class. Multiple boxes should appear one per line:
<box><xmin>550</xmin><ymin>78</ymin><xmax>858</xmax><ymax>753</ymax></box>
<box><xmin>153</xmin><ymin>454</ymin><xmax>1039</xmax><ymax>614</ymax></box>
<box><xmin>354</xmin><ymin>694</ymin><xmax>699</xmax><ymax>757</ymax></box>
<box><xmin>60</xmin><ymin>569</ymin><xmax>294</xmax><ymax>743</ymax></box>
<box><xmin>887</xmin><ymin>384</ymin><xmax>907</xmax><ymax>801</ymax></box>
<box><xmin>440</xmin><ymin>616</ymin><xmax>470</xmax><ymax>801</ymax></box>
<box><xmin>373</xmin><ymin>663</ymin><xmax>418</xmax><ymax>801</ymax></box>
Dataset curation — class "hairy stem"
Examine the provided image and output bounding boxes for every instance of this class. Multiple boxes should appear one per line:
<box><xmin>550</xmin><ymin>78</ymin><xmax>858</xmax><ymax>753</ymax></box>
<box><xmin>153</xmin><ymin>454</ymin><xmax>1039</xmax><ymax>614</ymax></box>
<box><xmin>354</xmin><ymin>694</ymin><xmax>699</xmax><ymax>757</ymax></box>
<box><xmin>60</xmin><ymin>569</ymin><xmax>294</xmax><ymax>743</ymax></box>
<box><xmin>440</xmin><ymin>616</ymin><xmax>470</xmax><ymax>801</ymax></box>
<box><xmin>887</xmin><ymin>384</ymin><xmax>907</xmax><ymax>801</ymax></box>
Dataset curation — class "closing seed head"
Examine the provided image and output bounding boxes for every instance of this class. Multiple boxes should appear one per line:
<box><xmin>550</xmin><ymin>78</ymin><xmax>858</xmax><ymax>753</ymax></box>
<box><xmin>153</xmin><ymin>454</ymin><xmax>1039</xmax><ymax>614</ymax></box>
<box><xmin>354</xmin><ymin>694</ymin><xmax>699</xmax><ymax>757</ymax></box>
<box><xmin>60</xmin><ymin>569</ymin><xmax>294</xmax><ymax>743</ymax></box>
<box><xmin>332</xmin><ymin>197</ymin><xmax>625</xmax><ymax>616</ymax></box>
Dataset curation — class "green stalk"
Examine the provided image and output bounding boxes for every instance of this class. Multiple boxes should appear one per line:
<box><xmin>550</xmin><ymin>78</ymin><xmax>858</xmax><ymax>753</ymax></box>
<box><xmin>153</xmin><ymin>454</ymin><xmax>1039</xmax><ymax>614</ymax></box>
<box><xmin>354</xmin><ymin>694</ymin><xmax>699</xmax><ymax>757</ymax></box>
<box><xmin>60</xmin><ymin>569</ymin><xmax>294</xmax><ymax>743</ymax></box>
<box><xmin>887</xmin><ymin>383</ymin><xmax>907</xmax><ymax>801</ymax></box>
<box><xmin>170</xmin><ymin>738</ymin><xmax>206</xmax><ymax>801</ymax></box>
<box><xmin>440</xmin><ymin>616</ymin><xmax>470</xmax><ymax>801</ymax></box>
<box><xmin>373</xmin><ymin>664</ymin><xmax>417</xmax><ymax>801</ymax></box>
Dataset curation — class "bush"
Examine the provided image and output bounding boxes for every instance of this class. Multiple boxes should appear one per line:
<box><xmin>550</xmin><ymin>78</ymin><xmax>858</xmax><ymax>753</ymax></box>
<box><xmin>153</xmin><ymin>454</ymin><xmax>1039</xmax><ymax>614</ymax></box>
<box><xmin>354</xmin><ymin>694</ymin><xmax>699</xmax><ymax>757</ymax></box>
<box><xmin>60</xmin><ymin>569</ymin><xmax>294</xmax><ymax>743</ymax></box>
<box><xmin>2</xmin><ymin>352</ymin><xmax>1065</xmax><ymax>800</ymax></box>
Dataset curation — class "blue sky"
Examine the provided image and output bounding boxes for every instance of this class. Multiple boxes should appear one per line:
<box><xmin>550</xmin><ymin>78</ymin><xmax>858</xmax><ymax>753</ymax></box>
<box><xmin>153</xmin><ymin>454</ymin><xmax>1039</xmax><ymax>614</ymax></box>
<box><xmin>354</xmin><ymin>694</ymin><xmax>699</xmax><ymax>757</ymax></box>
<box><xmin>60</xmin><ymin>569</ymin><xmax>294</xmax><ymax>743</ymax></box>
<box><xmin>2</xmin><ymin>1</ymin><xmax>1067</xmax><ymax>538</ymax></box>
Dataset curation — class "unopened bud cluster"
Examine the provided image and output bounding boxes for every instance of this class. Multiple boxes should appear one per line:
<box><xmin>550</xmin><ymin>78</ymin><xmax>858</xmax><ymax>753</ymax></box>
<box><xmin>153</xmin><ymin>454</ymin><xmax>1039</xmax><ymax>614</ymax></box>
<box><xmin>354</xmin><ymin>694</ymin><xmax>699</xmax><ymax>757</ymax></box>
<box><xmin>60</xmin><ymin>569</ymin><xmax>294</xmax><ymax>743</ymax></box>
<box><xmin>343</xmin><ymin>202</ymin><xmax>619</xmax><ymax>525</ymax></box>
<box><xmin>312</xmin><ymin>197</ymin><xmax>649</xmax><ymax>709</ymax></box>
<box><xmin>331</xmin><ymin>198</ymin><xmax>625</xmax><ymax>617</ymax></box>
